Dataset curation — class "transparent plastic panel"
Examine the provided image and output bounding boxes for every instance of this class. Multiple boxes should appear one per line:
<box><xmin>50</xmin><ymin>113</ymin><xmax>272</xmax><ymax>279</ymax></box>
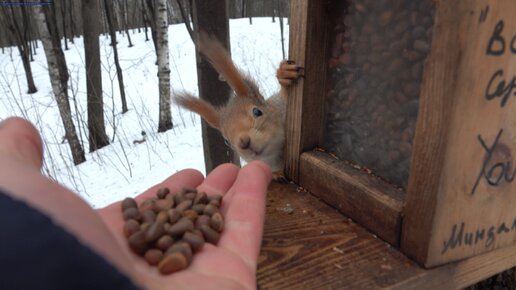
<box><xmin>323</xmin><ymin>0</ymin><xmax>434</xmax><ymax>188</ymax></box>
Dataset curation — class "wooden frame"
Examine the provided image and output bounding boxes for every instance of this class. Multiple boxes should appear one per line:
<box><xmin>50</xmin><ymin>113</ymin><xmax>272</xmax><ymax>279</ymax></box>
<box><xmin>286</xmin><ymin>0</ymin><xmax>406</xmax><ymax>248</ymax></box>
<box><xmin>286</xmin><ymin>0</ymin><xmax>516</xmax><ymax>268</ymax></box>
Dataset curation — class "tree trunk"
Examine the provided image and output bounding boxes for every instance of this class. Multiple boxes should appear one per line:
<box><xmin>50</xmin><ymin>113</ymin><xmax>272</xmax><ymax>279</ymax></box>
<box><xmin>101</xmin><ymin>3</ymin><xmax>109</xmax><ymax>38</ymax></box>
<box><xmin>28</xmin><ymin>33</ymin><xmax>35</xmax><ymax>60</ymax></box>
<box><xmin>68</xmin><ymin>1</ymin><xmax>75</xmax><ymax>42</ymax></box>
<box><xmin>144</xmin><ymin>0</ymin><xmax>158</xmax><ymax>54</ymax></box>
<box><xmin>141</xmin><ymin>0</ymin><xmax>149</xmax><ymax>40</ymax></box>
<box><xmin>134</xmin><ymin>0</ymin><xmax>141</xmax><ymax>33</ymax></box>
<box><xmin>0</xmin><ymin>6</ymin><xmax>37</xmax><ymax>94</ymax></box>
<box><xmin>155</xmin><ymin>0</ymin><xmax>173</xmax><ymax>132</ymax></box>
<box><xmin>111</xmin><ymin>0</ymin><xmax>121</xmax><ymax>34</ymax></box>
<box><xmin>20</xmin><ymin>4</ymin><xmax>34</xmax><ymax>61</ymax></box>
<box><xmin>176</xmin><ymin>0</ymin><xmax>193</xmax><ymax>41</ymax></box>
<box><xmin>0</xmin><ymin>28</ymin><xmax>5</xmax><ymax>53</ymax></box>
<box><xmin>120</xmin><ymin>0</ymin><xmax>133</xmax><ymax>47</ymax></box>
<box><xmin>277</xmin><ymin>0</ymin><xmax>285</xmax><ymax>59</ymax></box>
<box><xmin>228</xmin><ymin>0</ymin><xmax>242</xmax><ymax>18</ymax></box>
<box><xmin>35</xmin><ymin>5</ymin><xmax>86</xmax><ymax>165</ymax></box>
<box><xmin>60</xmin><ymin>0</ymin><xmax>69</xmax><ymax>50</ymax></box>
<box><xmin>192</xmin><ymin>0</ymin><xmax>240</xmax><ymax>172</ymax></box>
<box><xmin>81</xmin><ymin>0</ymin><xmax>110</xmax><ymax>152</ymax></box>
<box><xmin>104</xmin><ymin>0</ymin><xmax>128</xmax><ymax>114</ymax></box>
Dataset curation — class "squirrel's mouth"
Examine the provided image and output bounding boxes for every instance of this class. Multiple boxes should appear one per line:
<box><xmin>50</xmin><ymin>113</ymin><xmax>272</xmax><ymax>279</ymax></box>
<box><xmin>250</xmin><ymin>145</ymin><xmax>266</xmax><ymax>157</ymax></box>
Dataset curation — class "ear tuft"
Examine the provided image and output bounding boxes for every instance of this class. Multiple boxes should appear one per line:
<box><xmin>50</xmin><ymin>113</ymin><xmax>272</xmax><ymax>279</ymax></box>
<box><xmin>197</xmin><ymin>31</ymin><xmax>250</xmax><ymax>98</ymax></box>
<box><xmin>174</xmin><ymin>93</ymin><xmax>221</xmax><ymax>129</ymax></box>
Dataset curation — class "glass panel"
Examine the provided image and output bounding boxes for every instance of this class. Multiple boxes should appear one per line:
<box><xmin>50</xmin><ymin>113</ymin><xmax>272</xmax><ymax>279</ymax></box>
<box><xmin>323</xmin><ymin>0</ymin><xmax>434</xmax><ymax>188</ymax></box>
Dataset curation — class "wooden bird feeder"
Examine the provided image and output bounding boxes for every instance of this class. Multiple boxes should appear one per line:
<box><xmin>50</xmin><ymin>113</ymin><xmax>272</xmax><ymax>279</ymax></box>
<box><xmin>257</xmin><ymin>0</ymin><xmax>516</xmax><ymax>287</ymax></box>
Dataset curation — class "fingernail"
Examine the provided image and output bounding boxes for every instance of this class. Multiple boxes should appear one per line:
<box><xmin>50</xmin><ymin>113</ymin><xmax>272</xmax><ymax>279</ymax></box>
<box><xmin>250</xmin><ymin>160</ymin><xmax>272</xmax><ymax>178</ymax></box>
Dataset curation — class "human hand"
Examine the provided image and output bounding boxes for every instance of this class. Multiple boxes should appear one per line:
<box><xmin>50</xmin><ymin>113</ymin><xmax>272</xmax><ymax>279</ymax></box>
<box><xmin>100</xmin><ymin>159</ymin><xmax>271</xmax><ymax>290</ymax></box>
<box><xmin>0</xmin><ymin>117</ymin><xmax>271</xmax><ymax>290</ymax></box>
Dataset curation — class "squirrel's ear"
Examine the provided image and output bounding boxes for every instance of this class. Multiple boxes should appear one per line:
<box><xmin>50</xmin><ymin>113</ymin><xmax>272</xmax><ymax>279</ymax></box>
<box><xmin>197</xmin><ymin>31</ymin><xmax>250</xmax><ymax>98</ymax></box>
<box><xmin>175</xmin><ymin>93</ymin><xmax>220</xmax><ymax>129</ymax></box>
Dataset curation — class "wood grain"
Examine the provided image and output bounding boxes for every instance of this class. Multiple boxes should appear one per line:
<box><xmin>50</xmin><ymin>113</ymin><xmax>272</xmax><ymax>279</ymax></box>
<box><xmin>402</xmin><ymin>0</ymin><xmax>516</xmax><ymax>267</ymax></box>
<box><xmin>284</xmin><ymin>0</ymin><xmax>329</xmax><ymax>182</ymax></box>
<box><xmin>388</xmin><ymin>243</ymin><xmax>516</xmax><ymax>290</ymax></box>
<box><xmin>258</xmin><ymin>182</ymin><xmax>516</xmax><ymax>289</ymax></box>
<box><xmin>258</xmin><ymin>182</ymin><xmax>421</xmax><ymax>290</ymax></box>
<box><xmin>299</xmin><ymin>150</ymin><xmax>404</xmax><ymax>246</ymax></box>
<box><xmin>400</xmin><ymin>0</ymin><xmax>462</xmax><ymax>265</ymax></box>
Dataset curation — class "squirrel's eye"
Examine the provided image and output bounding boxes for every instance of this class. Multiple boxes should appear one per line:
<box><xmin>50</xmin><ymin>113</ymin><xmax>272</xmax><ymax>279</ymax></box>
<box><xmin>224</xmin><ymin>138</ymin><xmax>231</xmax><ymax>147</ymax></box>
<box><xmin>252</xmin><ymin>107</ymin><xmax>263</xmax><ymax>118</ymax></box>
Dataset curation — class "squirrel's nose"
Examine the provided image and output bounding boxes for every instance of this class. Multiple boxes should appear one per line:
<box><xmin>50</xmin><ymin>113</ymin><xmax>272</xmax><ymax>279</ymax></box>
<box><xmin>239</xmin><ymin>136</ymin><xmax>251</xmax><ymax>150</ymax></box>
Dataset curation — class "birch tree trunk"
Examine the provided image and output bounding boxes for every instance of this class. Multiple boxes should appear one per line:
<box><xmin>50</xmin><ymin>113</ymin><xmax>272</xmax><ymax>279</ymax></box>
<box><xmin>81</xmin><ymin>0</ymin><xmax>110</xmax><ymax>152</ymax></box>
<box><xmin>155</xmin><ymin>0</ymin><xmax>172</xmax><ymax>132</ymax></box>
<box><xmin>35</xmin><ymin>5</ymin><xmax>86</xmax><ymax>165</ymax></box>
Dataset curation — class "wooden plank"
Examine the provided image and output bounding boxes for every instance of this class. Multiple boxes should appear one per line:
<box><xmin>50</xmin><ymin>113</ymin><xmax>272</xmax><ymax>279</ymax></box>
<box><xmin>191</xmin><ymin>0</ymin><xmax>240</xmax><ymax>173</ymax></box>
<box><xmin>400</xmin><ymin>0</ymin><xmax>463</xmax><ymax>265</ymax></box>
<box><xmin>402</xmin><ymin>0</ymin><xmax>516</xmax><ymax>267</ymax></box>
<box><xmin>258</xmin><ymin>182</ymin><xmax>423</xmax><ymax>290</ymax></box>
<box><xmin>258</xmin><ymin>182</ymin><xmax>516</xmax><ymax>289</ymax></box>
<box><xmin>388</xmin><ymin>243</ymin><xmax>516</xmax><ymax>290</ymax></box>
<box><xmin>284</xmin><ymin>0</ymin><xmax>329</xmax><ymax>182</ymax></box>
<box><xmin>299</xmin><ymin>150</ymin><xmax>404</xmax><ymax>246</ymax></box>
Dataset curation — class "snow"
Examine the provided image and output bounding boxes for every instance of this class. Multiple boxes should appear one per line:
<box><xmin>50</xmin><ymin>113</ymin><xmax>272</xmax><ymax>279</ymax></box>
<box><xmin>0</xmin><ymin>18</ymin><xmax>289</xmax><ymax>208</ymax></box>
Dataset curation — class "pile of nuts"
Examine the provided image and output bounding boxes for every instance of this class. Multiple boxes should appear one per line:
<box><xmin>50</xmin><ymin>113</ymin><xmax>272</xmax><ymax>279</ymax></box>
<box><xmin>121</xmin><ymin>187</ymin><xmax>224</xmax><ymax>274</ymax></box>
<box><xmin>324</xmin><ymin>0</ymin><xmax>434</xmax><ymax>187</ymax></box>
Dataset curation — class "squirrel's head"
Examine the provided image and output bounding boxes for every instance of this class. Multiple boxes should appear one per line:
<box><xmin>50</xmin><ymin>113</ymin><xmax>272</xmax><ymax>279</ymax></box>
<box><xmin>175</xmin><ymin>79</ymin><xmax>285</xmax><ymax>171</ymax></box>
<box><xmin>174</xmin><ymin>32</ymin><xmax>285</xmax><ymax>171</ymax></box>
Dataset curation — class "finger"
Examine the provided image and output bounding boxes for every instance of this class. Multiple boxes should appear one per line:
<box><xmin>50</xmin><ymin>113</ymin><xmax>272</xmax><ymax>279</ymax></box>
<box><xmin>218</xmin><ymin>161</ymin><xmax>271</xmax><ymax>270</ymax></box>
<box><xmin>279</xmin><ymin>63</ymin><xmax>301</xmax><ymax>72</ymax></box>
<box><xmin>220</xmin><ymin>160</ymin><xmax>270</xmax><ymax>206</ymax></box>
<box><xmin>196</xmin><ymin>163</ymin><xmax>239</xmax><ymax>197</ymax></box>
<box><xmin>0</xmin><ymin>117</ymin><xmax>43</xmax><ymax>169</ymax></box>
<box><xmin>277</xmin><ymin>70</ymin><xmax>302</xmax><ymax>80</ymax></box>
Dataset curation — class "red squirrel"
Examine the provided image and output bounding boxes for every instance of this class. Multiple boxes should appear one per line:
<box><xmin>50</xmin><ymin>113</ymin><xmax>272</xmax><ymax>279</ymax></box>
<box><xmin>175</xmin><ymin>32</ymin><xmax>303</xmax><ymax>180</ymax></box>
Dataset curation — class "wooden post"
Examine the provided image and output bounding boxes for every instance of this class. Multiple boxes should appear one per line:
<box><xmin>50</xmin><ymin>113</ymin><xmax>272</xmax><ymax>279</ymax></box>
<box><xmin>402</xmin><ymin>0</ymin><xmax>516</xmax><ymax>267</ymax></box>
<box><xmin>284</xmin><ymin>0</ymin><xmax>329</xmax><ymax>182</ymax></box>
<box><xmin>192</xmin><ymin>0</ymin><xmax>240</xmax><ymax>173</ymax></box>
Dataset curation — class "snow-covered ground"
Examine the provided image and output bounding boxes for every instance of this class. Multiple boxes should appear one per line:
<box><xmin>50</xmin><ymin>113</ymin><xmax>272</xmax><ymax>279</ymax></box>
<box><xmin>0</xmin><ymin>18</ymin><xmax>288</xmax><ymax>208</ymax></box>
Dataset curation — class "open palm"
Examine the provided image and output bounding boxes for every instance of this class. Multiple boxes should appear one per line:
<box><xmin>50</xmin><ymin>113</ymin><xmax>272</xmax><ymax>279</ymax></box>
<box><xmin>99</xmin><ymin>163</ymin><xmax>270</xmax><ymax>290</ymax></box>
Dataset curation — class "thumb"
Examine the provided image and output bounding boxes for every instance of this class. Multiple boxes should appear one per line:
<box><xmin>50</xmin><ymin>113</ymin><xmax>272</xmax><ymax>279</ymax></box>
<box><xmin>0</xmin><ymin>117</ymin><xmax>43</xmax><ymax>169</ymax></box>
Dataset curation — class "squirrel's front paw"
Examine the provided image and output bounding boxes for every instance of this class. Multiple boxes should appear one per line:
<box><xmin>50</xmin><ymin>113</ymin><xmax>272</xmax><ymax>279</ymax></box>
<box><xmin>272</xmin><ymin>171</ymin><xmax>289</xmax><ymax>184</ymax></box>
<box><xmin>276</xmin><ymin>60</ymin><xmax>304</xmax><ymax>88</ymax></box>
